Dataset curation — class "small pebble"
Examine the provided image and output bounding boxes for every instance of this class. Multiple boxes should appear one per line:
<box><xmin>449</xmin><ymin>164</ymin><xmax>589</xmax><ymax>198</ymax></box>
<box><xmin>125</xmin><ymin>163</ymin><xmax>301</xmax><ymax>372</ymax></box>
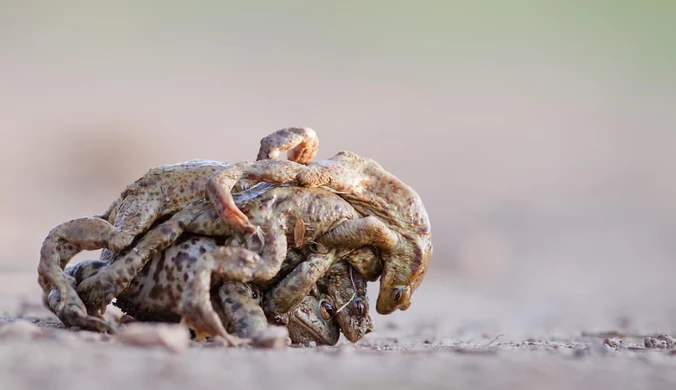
<box><xmin>117</xmin><ymin>323</ymin><xmax>190</xmax><ymax>353</ymax></box>
<box><xmin>604</xmin><ymin>338</ymin><xmax>621</xmax><ymax>349</ymax></box>
<box><xmin>644</xmin><ymin>335</ymin><xmax>676</xmax><ymax>349</ymax></box>
<box><xmin>251</xmin><ymin>326</ymin><xmax>290</xmax><ymax>350</ymax></box>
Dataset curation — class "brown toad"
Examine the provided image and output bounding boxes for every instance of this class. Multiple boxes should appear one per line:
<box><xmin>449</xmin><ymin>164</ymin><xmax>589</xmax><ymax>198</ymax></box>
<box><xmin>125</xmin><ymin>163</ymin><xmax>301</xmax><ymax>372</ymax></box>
<box><xmin>207</xmin><ymin>128</ymin><xmax>433</xmax><ymax>314</ymax></box>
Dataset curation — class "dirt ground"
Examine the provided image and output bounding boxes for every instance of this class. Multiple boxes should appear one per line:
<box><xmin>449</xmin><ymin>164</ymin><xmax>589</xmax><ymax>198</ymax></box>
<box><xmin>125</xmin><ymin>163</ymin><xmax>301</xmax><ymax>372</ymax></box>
<box><xmin>2</xmin><ymin>275</ymin><xmax>676</xmax><ymax>390</ymax></box>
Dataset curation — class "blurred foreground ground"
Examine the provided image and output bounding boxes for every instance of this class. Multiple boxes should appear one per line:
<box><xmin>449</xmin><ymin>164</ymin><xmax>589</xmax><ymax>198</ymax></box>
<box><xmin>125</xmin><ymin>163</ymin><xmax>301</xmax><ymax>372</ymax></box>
<box><xmin>2</xmin><ymin>291</ymin><xmax>676</xmax><ymax>390</ymax></box>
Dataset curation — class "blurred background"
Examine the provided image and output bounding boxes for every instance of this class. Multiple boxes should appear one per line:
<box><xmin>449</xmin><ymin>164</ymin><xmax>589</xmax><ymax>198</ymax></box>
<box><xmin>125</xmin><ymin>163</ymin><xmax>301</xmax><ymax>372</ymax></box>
<box><xmin>1</xmin><ymin>0</ymin><xmax>674</xmax><ymax>337</ymax></box>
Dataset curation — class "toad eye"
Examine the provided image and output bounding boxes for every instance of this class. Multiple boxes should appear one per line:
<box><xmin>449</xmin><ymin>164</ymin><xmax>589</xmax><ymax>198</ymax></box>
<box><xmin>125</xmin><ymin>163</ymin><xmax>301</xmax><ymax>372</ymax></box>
<box><xmin>319</xmin><ymin>300</ymin><xmax>334</xmax><ymax>320</ymax></box>
<box><xmin>390</xmin><ymin>287</ymin><xmax>403</xmax><ymax>303</ymax></box>
<box><xmin>353</xmin><ymin>299</ymin><xmax>366</xmax><ymax>317</ymax></box>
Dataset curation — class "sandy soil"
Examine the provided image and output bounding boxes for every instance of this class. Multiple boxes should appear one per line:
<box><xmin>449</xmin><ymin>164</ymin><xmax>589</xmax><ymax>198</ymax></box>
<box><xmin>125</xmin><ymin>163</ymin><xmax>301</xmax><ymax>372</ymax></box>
<box><xmin>2</xmin><ymin>277</ymin><xmax>676</xmax><ymax>390</ymax></box>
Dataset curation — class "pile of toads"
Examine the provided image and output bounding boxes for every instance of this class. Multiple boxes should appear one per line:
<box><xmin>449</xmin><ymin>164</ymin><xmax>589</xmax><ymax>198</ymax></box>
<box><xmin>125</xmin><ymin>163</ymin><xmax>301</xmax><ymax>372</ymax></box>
<box><xmin>36</xmin><ymin>128</ymin><xmax>433</xmax><ymax>348</ymax></box>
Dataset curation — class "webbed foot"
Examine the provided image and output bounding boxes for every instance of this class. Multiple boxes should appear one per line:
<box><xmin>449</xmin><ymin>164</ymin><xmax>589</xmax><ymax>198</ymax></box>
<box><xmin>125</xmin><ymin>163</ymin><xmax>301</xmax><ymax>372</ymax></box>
<box><xmin>77</xmin><ymin>274</ymin><xmax>118</xmax><ymax>316</ymax></box>
<box><xmin>47</xmin><ymin>285</ymin><xmax>117</xmax><ymax>334</ymax></box>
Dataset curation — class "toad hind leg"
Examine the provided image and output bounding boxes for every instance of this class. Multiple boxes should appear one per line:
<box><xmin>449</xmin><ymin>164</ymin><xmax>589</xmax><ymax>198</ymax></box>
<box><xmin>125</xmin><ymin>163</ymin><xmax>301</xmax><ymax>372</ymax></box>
<box><xmin>179</xmin><ymin>266</ymin><xmax>248</xmax><ymax>346</ymax></box>
<box><xmin>77</xmin><ymin>201</ymin><xmax>211</xmax><ymax>315</ymax></box>
<box><xmin>216</xmin><ymin>283</ymin><xmax>291</xmax><ymax>348</ymax></box>
<box><xmin>38</xmin><ymin>217</ymin><xmax>118</xmax><ymax>312</ymax></box>
<box><xmin>317</xmin><ymin>216</ymin><xmax>399</xmax><ymax>252</ymax></box>
<box><xmin>215</xmin><ymin>282</ymin><xmax>268</xmax><ymax>339</ymax></box>
<box><xmin>257</xmin><ymin>127</ymin><xmax>318</xmax><ymax>165</ymax></box>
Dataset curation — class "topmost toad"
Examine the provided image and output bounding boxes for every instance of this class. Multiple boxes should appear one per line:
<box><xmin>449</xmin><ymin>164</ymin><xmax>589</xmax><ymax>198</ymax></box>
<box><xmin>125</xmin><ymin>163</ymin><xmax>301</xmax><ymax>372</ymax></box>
<box><xmin>208</xmin><ymin>128</ymin><xmax>433</xmax><ymax>314</ymax></box>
